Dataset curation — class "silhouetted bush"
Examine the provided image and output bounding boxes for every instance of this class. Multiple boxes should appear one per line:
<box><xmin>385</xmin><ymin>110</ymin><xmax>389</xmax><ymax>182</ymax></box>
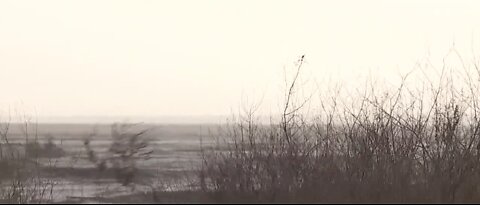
<box><xmin>198</xmin><ymin>54</ymin><xmax>480</xmax><ymax>203</ymax></box>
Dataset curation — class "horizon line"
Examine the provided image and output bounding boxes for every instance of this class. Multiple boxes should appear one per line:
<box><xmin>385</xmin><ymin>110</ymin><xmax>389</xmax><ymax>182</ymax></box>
<box><xmin>3</xmin><ymin>114</ymin><xmax>281</xmax><ymax>124</ymax></box>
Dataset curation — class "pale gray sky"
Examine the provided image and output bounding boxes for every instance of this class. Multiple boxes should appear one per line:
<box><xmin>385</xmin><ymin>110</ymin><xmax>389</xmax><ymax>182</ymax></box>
<box><xmin>0</xmin><ymin>0</ymin><xmax>479</xmax><ymax>120</ymax></box>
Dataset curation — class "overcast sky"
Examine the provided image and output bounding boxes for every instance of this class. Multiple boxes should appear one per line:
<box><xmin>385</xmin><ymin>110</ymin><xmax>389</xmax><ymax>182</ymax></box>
<box><xmin>0</xmin><ymin>0</ymin><xmax>480</xmax><ymax>120</ymax></box>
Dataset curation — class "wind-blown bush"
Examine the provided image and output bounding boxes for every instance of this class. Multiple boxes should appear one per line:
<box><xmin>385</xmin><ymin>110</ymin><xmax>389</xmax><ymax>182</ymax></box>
<box><xmin>84</xmin><ymin>123</ymin><xmax>153</xmax><ymax>187</ymax></box>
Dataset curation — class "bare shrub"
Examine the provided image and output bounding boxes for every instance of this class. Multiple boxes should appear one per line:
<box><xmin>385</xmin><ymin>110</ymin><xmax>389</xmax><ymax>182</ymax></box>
<box><xmin>198</xmin><ymin>52</ymin><xmax>480</xmax><ymax>203</ymax></box>
<box><xmin>0</xmin><ymin>116</ymin><xmax>56</xmax><ymax>203</ymax></box>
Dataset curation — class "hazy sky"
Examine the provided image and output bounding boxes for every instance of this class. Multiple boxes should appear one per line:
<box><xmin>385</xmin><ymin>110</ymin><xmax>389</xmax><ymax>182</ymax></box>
<box><xmin>1</xmin><ymin>0</ymin><xmax>480</xmax><ymax>119</ymax></box>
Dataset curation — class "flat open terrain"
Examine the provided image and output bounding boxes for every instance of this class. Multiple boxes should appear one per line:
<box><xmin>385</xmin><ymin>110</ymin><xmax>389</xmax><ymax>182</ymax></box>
<box><xmin>0</xmin><ymin>123</ymin><xmax>224</xmax><ymax>203</ymax></box>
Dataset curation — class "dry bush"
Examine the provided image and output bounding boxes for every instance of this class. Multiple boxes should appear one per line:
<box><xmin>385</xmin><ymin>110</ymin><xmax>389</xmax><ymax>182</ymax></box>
<box><xmin>0</xmin><ymin>117</ymin><xmax>56</xmax><ymax>203</ymax></box>
<box><xmin>198</xmin><ymin>52</ymin><xmax>480</xmax><ymax>203</ymax></box>
<box><xmin>84</xmin><ymin>123</ymin><xmax>153</xmax><ymax>188</ymax></box>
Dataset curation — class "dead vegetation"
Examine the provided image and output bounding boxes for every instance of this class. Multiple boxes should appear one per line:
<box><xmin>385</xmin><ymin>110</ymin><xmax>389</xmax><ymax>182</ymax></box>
<box><xmin>4</xmin><ymin>51</ymin><xmax>480</xmax><ymax>203</ymax></box>
<box><xmin>198</xmin><ymin>53</ymin><xmax>480</xmax><ymax>203</ymax></box>
<box><xmin>0</xmin><ymin>117</ymin><xmax>57</xmax><ymax>203</ymax></box>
